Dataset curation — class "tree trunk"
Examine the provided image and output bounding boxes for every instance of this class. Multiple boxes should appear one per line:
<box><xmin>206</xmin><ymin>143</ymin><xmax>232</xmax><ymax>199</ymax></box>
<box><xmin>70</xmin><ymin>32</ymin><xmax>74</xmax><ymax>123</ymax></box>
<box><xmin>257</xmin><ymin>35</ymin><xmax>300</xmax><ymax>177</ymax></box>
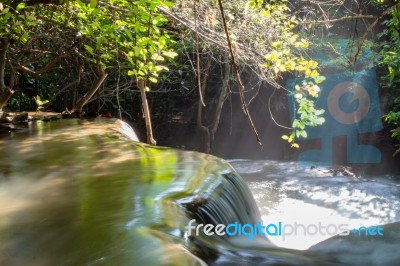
<box><xmin>72</xmin><ymin>68</ymin><xmax>107</xmax><ymax>113</ymax></box>
<box><xmin>0</xmin><ymin>38</ymin><xmax>13</xmax><ymax>110</ymax></box>
<box><xmin>138</xmin><ymin>79</ymin><xmax>156</xmax><ymax>145</ymax></box>
<box><xmin>210</xmin><ymin>58</ymin><xmax>230</xmax><ymax>150</ymax></box>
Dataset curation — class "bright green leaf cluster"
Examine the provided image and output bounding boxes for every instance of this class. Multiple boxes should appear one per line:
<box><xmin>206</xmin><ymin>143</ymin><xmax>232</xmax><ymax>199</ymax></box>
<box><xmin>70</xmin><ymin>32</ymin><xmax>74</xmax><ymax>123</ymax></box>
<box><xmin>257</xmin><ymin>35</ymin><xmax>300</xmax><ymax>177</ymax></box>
<box><xmin>283</xmin><ymin>73</ymin><xmax>326</xmax><ymax>148</ymax></box>
<box><xmin>1</xmin><ymin>0</ymin><xmax>177</xmax><ymax>88</ymax></box>
<box><xmin>247</xmin><ymin>1</ymin><xmax>326</xmax><ymax>147</ymax></box>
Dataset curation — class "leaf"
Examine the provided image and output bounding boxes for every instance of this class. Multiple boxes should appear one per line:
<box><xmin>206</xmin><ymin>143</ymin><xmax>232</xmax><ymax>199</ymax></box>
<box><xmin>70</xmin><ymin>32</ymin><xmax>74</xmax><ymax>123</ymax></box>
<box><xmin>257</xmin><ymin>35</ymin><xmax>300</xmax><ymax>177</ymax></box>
<box><xmin>84</xmin><ymin>45</ymin><xmax>94</xmax><ymax>55</ymax></box>
<box><xmin>294</xmin><ymin>93</ymin><xmax>303</xmax><ymax>99</ymax></box>
<box><xmin>308</xmin><ymin>60</ymin><xmax>318</xmax><ymax>69</ymax></box>
<box><xmin>20</xmin><ymin>32</ymin><xmax>29</xmax><ymax>44</ymax></box>
<box><xmin>163</xmin><ymin>1</ymin><xmax>174</xmax><ymax>8</ymax></box>
<box><xmin>124</xmin><ymin>29</ymin><xmax>133</xmax><ymax>41</ymax></box>
<box><xmin>314</xmin><ymin>117</ymin><xmax>326</xmax><ymax>125</ymax></box>
<box><xmin>151</xmin><ymin>54</ymin><xmax>164</xmax><ymax>61</ymax></box>
<box><xmin>162</xmin><ymin>51</ymin><xmax>178</xmax><ymax>58</ymax></box>
<box><xmin>149</xmin><ymin>77</ymin><xmax>158</xmax><ymax>83</ymax></box>
<box><xmin>3</xmin><ymin>12</ymin><xmax>11</xmax><ymax>21</ymax></box>
<box><xmin>281</xmin><ymin>135</ymin><xmax>289</xmax><ymax>140</ymax></box>
<box><xmin>16</xmin><ymin>2</ymin><xmax>26</xmax><ymax>10</ymax></box>
<box><xmin>260</xmin><ymin>9</ymin><xmax>271</xmax><ymax>18</ymax></box>
<box><xmin>89</xmin><ymin>0</ymin><xmax>98</xmax><ymax>9</ymax></box>
<box><xmin>313</xmin><ymin>76</ymin><xmax>326</xmax><ymax>84</ymax></box>
<box><xmin>155</xmin><ymin>65</ymin><xmax>169</xmax><ymax>72</ymax></box>
<box><xmin>291</xmin><ymin>143</ymin><xmax>300</xmax><ymax>148</ymax></box>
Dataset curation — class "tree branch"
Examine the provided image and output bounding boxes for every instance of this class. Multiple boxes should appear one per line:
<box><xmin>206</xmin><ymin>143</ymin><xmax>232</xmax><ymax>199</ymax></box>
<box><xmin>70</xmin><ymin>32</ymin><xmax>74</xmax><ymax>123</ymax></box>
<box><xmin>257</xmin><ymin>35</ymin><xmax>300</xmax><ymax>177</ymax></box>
<box><xmin>352</xmin><ymin>2</ymin><xmax>400</xmax><ymax>64</ymax></box>
<box><xmin>301</xmin><ymin>14</ymin><xmax>377</xmax><ymax>24</ymax></box>
<box><xmin>217</xmin><ymin>0</ymin><xmax>262</xmax><ymax>146</ymax></box>
<box><xmin>73</xmin><ymin>66</ymin><xmax>108</xmax><ymax>113</ymax></box>
<box><xmin>14</xmin><ymin>40</ymin><xmax>80</xmax><ymax>77</ymax></box>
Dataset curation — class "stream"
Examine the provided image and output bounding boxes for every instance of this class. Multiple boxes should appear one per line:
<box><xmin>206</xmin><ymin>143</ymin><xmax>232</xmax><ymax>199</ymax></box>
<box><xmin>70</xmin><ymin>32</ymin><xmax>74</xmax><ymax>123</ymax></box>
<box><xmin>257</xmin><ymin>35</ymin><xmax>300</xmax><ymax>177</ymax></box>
<box><xmin>0</xmin><ymin>119</ymin><xmax>399</xmax><ymax>266</ymax></box>
<box><xmin>230</xmin><ymin>160</ymin><xmax>400</xmax><ymax>249</ymax></box>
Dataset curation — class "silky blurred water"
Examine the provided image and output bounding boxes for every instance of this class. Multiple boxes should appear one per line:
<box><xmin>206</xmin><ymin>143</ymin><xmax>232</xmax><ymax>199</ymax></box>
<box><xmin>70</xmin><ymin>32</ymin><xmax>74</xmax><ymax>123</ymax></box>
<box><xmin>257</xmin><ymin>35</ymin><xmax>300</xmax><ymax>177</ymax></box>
<box><xmin>1</xmin><ymin>119</ymin><xmax>400</xmax><ymax>266</ymax></box>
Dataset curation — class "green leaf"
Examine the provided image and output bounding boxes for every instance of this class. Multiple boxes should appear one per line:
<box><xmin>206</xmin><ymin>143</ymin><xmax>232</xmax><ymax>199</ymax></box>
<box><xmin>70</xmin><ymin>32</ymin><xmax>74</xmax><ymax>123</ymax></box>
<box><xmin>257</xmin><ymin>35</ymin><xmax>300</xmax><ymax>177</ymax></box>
<box><xmin>3</xmin><ymin>12</ymin><xmax>11</xmax><ymax>21</ymax></box>
<box><xmin>127</xmin><ymin>70</ymin><xmax>136</xmax><ymax>76</ymax></box>
<box><xmin>16</xmin><ymin>2</ymin><xmax>26</xmax><ymax>10</ymax></box>
<box><xmin>313</xmin><ymin>76</ymin><xmax>326</xmax><ymax>84</ymax></box>
<box><xmin>84</xmin><ymin>45</ymin><xmax>94</xmax><ymax>55</ymax></box>
<box><xmin>149</xmin><ymin>77</ymin><xmax>158</xmax><ymax>83</ymax></box>
<box><xmin>151</xmin><ymin>54</ymin><xmax>164</xmax><ymax>61</ymax></box>
<box><xmin>89</xmin><ymin>0</ymin><xmax>98</xmax><ymax>9</ymax></box>
<box><xmin>291</xmin><ymin>143</ymin><xmax>300</xmax><ymax>148</ymax></box>
<box><xmin>155</xmin><ymin>65</ymin><xmax>169</xmax><ymax>72</ymax></box>
<box><xmin>163</xmin><ymin>1</ymin><xmax>174</xmax><ymax>8</ymax></box>
<box><xmin>162</xmin><ymin>51</ymin><xmax>178</xmax><ymax>58</ymax></box>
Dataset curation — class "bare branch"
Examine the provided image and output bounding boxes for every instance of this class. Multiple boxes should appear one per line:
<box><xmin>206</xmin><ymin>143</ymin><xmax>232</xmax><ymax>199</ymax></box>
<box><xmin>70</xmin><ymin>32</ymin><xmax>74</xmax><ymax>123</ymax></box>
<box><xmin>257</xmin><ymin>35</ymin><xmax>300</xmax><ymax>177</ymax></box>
<box><xmin>217</xmin><ymin>0</ymin><xmax>262</xmax><ymax>146</ymax></box>
<box><xmin>352</xmin><ymin>2</ymin><xmax>400</xmax><ymax>64</ymax></box>
<box><xmin>301</xmin><ymin>14</ymin><xmax>377</xmax><ymax>24</ymax></box>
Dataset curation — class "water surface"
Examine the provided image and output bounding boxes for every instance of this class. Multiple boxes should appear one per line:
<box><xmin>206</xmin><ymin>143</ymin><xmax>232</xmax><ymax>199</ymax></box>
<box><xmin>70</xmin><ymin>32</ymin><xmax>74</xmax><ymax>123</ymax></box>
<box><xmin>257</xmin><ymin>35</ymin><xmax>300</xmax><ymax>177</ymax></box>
<box><xmin>230</xmin><ymin>159</ymin><xmax>400</xmax><ymax>251</ymax></box>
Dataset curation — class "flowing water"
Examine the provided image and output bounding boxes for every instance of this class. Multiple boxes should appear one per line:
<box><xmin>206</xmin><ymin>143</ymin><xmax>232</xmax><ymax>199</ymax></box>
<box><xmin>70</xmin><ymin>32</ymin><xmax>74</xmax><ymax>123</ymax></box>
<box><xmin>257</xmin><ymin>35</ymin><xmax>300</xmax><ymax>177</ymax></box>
<box><xmin>230</xmin><ymin>159</ymin><xmax>400</xmax><ymax>264</ymax></box>
<box><xmin>0</xmin><ymin>119</ymin><xmax>399</xmax><ymax>266</ymax></box>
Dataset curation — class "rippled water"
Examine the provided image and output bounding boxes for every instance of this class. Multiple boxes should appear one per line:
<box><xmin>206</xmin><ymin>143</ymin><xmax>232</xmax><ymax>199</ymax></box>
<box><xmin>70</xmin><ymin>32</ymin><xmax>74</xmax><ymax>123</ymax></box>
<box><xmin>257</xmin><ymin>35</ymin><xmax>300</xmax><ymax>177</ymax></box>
<box><xmin>230</xmin><ymin>159</ymin><xmax>400</xmax><ymax>251</ymax></box>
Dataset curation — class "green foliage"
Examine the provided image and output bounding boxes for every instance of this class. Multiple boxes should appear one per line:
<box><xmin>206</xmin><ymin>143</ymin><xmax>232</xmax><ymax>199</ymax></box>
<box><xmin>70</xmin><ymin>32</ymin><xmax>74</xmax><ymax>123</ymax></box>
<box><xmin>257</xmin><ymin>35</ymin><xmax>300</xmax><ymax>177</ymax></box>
<box><xmin>71</xmin><ymin>0</ymin><xmax>176</xmax><ymax>83</ymax></box>
<box><xmin>246</xmin><ymin>1</ymin><xmax>326</xmax><ymax>147</ymax></box>
<box><xmin>253</xmin><ymin>1</ymin><xmax>322</xmax><ymax>80</ymax></box>
<box><xmin>380</xmin><ymin>5</ymin><xmax>400</xmax><ymax>86</ymax></box>
<box><xmin>379</xmin><ymin>4</ymin><xmax>400</xmax><ymax>154</ymax></box>
<box><xmin>384</xmin><ymin>111</ymin><xmax>400</xmax><ymax>140</ymax></box>
<box><xmin>33</xmin><ymin>95</ymin><xmax>49</xmax><ymax>112</ymax></box>
<box><xmin>282</xmin><ymin>78</ymin><xmax>326</xmax><ymax>148</ymax></box>
<box><xmin>0</xmin><ymin>2</ymin><xmax>38</xmax><ymax>41</ymax></box>
<box><xmin>0</xmin><ymin>0</ymin><xmax>177</xmax><ymax>113</ymax></box>
<box><xmin>8</xmin><ymin>92</ymin><xmax>35</xmax><ymax>111</ymax></box>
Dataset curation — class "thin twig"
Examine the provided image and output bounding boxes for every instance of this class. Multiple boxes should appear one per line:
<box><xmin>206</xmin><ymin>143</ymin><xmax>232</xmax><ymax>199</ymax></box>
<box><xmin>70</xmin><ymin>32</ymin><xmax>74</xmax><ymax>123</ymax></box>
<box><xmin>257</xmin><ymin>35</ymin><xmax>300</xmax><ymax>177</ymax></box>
<box><xmin>217</xmin><ymin>0</ymin><xmax>262</xmax><ymax>146</ymax></box>
<box><xmin>194</xmin><ymin>1</ymin><xmax>206</xmax><ymax>107</ymax></box>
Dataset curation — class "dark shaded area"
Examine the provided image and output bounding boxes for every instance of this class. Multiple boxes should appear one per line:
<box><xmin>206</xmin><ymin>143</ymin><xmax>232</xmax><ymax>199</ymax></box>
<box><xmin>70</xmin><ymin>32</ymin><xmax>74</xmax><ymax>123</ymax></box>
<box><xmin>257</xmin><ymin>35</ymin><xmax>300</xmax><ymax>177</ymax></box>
<box><xmin>142</xmin><ymin>81</ymin><xmax>400</xmax><ymax>176</ymax></box>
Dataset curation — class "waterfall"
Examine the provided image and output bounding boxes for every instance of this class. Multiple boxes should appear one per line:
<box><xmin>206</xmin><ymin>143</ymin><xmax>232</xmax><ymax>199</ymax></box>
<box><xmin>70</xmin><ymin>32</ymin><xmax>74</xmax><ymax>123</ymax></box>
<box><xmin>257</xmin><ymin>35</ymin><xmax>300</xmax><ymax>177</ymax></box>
<box><xmin>0</xmin><ymin>118</ymin><xmax>273</xmax><ymax>266</ymax></box>
<box><xmin>1</xmin><ymin>118</ymin><xmax>397</xmax><ymax>266</ymax></box>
